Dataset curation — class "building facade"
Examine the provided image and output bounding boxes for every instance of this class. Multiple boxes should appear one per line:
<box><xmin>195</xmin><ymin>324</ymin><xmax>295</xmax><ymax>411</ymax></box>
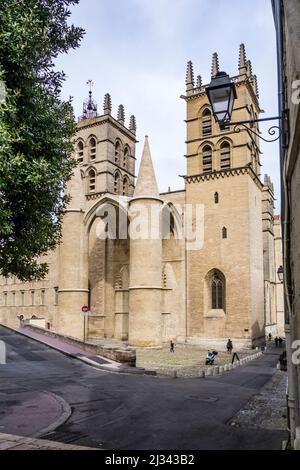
<box><xmin>272</xmin><ymin>0</ymin><xmax>300</xmax><ymax>450</ymax></box>
<box><xmin>0</xmin><ymin>46</ymin><xmax>283</xmax><ymax>350</ymax></box>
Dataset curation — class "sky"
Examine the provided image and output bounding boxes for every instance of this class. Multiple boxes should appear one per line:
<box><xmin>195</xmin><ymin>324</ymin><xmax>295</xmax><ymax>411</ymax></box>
<box><xmin>57</xmin><ymin>0</ymin><xmax>280</xmax><ymax>210</ymax></box>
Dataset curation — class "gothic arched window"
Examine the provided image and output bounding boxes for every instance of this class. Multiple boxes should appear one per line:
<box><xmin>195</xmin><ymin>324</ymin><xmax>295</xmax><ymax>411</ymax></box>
<box><xmin>122</xmin><ymin>176</ymin><xmax>129</xmax><ymax>196</ymax></box>
<box><xmin>202</xmin><ymin>109</ymin><xmax>212</xmax><ymax>136</ymax></box>
<box><xmin>88</xmin><ymin>168</ymin><xmax>96</xmax><ymax>192</ymax></box>
<box><xmin>123</xmin><ymin>146</ymin><xmax>129</xmax><ymax>169</ymax></box>
<box><xmin>77</xmin><ymin>141</ymin><xmax>84</xmax><ymax>163</ymax></box>
<box><xmin>212</xmin><ymin>274</ymin><xmax>224</xmax><ymax>310</ymax></box>
<box><xmin>202</xmin><ymin>145</ymin><xmax>213</xmax><ymax>173</ymax></box>
<box><xmin>89</xmin><ymin>137</ymin><xmax>96</xmax><ymax>160</ymax></box>
<box><xmin>220</xmin><ymin>141</ymin><xmax>231</xmax><ymax>170</ymax></box>
<box><xmin>114</xmin><ymin>172</ymin><xmax>120</xmax><ymax>194</ymax></box>
<box><xmin>214</xmin><ymin>192</ymin><xmax>219</xmax><ymax>204</ymax></box>
<box><xmin>115</xmin><ymin>141</ymin><xmax>121</xmax><ymax>164</ymax></box>
<box><xmin>222</xmin><ymin>226</ymin><xmax>227</xmax><ymax>239</ymax></box>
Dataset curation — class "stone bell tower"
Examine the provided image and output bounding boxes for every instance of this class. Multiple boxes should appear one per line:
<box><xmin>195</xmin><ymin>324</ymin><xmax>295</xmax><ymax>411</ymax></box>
<box><xmin>57</xmin><ymin>86</ymin><xmax>137</xmax><ymax>339</ymax></box>
<box><xmin>181</xmin><ymin>44</ymin><xmax>265</xmax><ymax>346</ymax></box>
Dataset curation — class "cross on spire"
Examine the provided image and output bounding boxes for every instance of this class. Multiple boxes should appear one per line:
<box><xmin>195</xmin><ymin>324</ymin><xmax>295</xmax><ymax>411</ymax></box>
<box><xmin>86</xmin><ymin>79</ymin><xmax>94</xmax><ymax>93</ymax></box>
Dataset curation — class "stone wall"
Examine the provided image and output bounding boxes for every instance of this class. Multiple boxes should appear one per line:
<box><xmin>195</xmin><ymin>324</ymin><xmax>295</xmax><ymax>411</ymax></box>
<box><xmin>22</xmin><ymin>324</ymin><xmax>136</xmax><ymax>365</ymax></box>
<box><xmin>276</xmin><ymin>0</ymin><xmax>300</xmax><ymax>449</ymax></box>
<box><xmin>0</xmin><ymin>249</ymin><xmax>59</xmax><ymax>331</ymax></box>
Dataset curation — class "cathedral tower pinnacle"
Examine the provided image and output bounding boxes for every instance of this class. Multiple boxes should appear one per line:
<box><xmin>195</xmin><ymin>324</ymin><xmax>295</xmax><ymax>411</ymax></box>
<box><xmin>134</xmin><ymin>136</ymin><xmax>159</xmax><ymax>198</ymax></box>
<box><xmin>238</xmin><ymin>43</ymin><xmax>248</xmax><ymax>75</ymax></box>
<box><xmin>211</xmin><ymin>52</ymin><xmax>220</xmax><ymax>78</ymax></box>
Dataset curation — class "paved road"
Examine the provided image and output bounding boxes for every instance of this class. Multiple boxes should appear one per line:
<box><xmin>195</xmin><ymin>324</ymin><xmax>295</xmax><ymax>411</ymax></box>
<box><xmin>0</xmin><ymin>326</ymin><xmax>287</xmax><ymax>450</ymax></box>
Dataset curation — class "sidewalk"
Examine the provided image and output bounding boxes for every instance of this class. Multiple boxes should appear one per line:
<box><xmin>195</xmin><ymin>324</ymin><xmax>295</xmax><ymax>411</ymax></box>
<box><xmin>0</xmin><ymin>390</ymin><xmax>71</xmax><ymax>438</ymax></box>
<box><xmin>0</xmin><ymin>433</ymin><xmax>98</xmax><ymax>450</ymax></box>
<box><xmin>18</xmin><ymin>327</ymin><xmax>139</xmax><ymax>374</ymax></box>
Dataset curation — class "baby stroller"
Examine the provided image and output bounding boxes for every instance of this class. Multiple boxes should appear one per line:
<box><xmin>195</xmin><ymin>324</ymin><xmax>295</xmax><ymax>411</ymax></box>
<box><xmin>205</xmin><ymin>350</ymin><xmax>218</xmax><ymax>365</ymax></box>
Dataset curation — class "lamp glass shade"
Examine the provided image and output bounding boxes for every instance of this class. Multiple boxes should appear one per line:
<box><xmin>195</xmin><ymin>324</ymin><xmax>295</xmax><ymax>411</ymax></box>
<box><xmin>277</xmin><ymin>266</ymin><xmax>284</xmax><ymax>282</ymax></box>
<box><xmin>206</xmin><ymin>71</ymin><xmax>237</xmax><ymax>126</ymax></box>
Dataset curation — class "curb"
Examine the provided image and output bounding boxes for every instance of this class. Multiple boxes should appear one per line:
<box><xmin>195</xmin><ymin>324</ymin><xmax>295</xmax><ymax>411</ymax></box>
<box><xmin>202</xmin><ymin>351</ymin><xmax>263</xmax><ymax>378</ymax></box>
<box><xmin>156</xmin><ymin>351</ymin><xmax>264</xmax><ymax>379</ymax></box>
<box><xmin>0</xmin><ymin>433</ymin><xmax>99</xmax><ymax>450</ymax></box>
<box><xmin>33</xmin><ymin>392</ymin><xmax>72</xmax><ymax>438</ymax></box>
<box><xmin>0</xmin><ymin>324</ymin><xmax>137</xmax><ymax>376</ymax></box>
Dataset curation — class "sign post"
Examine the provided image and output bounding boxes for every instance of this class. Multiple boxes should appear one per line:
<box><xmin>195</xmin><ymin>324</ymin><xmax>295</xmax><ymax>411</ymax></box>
<box><xmin>81</xmin><ymin>304</ymin><xmax>89</xmax><ymax>343</ymax></box>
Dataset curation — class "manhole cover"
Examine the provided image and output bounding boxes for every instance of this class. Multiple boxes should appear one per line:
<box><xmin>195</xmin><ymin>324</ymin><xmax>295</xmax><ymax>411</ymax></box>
<box><xmin>185</xmin><ymin>395</ymin><xmax>219</xmax><ymax>403</ymax></box>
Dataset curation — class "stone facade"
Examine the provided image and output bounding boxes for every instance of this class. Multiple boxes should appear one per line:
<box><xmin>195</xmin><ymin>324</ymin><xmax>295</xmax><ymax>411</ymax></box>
<box><xmin>272</xmin><ymin>0</ymin><xmax>300</xmax><ymax>449</ymax></box>
<box><xmin>0</xmin><ymin>46</ymin><xmax>283</xmax><ymax>351</ymax></box>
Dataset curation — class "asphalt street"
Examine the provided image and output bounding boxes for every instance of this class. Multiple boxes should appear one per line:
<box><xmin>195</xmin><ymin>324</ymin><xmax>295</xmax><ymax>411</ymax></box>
<box><xmin>0</xmin><ymin>325</ymin><xmax>287</xmax><ymax>450</ymax></box>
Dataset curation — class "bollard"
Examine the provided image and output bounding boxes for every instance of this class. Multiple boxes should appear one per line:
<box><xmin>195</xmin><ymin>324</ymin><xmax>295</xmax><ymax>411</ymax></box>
<box><xmin>228</xmin><ymin>363</ymin><xmax>233</xmax><ymax>370</ymax></box>
<box><xmin>219</xmin><ymin>366</ymin><xmax>224</xmax><ymax>374</ymax></box>
<box><xmin>224</xmin><ymin>364</ymin><xmax>229</xmax><ymax>372</ymax></box>
<box><xmin>205</xmin><ymin>368</ymin><xmax>213</xmax><ymax>376</ymax></box>
<box><xmin>213</xmin><ymin>366</ymin><xmax>220</xmax><ymax>375</ymax></box>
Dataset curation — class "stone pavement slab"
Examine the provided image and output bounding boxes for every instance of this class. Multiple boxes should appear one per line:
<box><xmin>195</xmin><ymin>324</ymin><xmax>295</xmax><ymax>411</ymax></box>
<box><xmin>0</xmin><ymin>433</ymin><xmax>98</xmax><ymax>450</ymax></box>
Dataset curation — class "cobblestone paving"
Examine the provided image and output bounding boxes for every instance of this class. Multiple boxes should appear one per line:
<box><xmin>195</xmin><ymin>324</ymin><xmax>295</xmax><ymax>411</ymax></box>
<box><xmin>136</xmin><ymin>344</ymin><xmax>254</xmax><ymax>377</ymax></box>
<box><xmin>229</xmin><ymin>369</ymin><xmax>288</xmax><ymax>431</ymax></box>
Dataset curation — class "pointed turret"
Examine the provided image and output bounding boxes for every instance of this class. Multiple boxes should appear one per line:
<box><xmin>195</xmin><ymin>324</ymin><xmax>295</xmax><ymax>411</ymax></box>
<box><xmin>103</xmin><ymin>93</ymin><xmax>112</xmax><ymax>115</ymax></box>
<box><xmin>129</xmin><ymin>115</ymin><xmax>137</xmax><ymax>134</ymax></box>
<box><xmin>211</xmin><ymin>52</ymin><xmax>219</xmax><ymax>78</ymax></box>
<box><xmin>252</xmin><ymin>74</ymin><xmax>259</xmax><ymax>98</ymax></box>
<box><xmin>238</xmin><ymin>43</ymin><xmax>247</xmax><ymax>75</ymax></box>
<box><xmin>79</xmin><ymin>83</ymin><xmax>98</xmax><ymax>121</ymax></box>
<box><xmin>246</xmin><ymin>59</ymin><xmax>253</xmax><ymax>77</ymax></box>
<box><xmin>117</xmin><ymin>104</ymin><xmax>125</xmax><ymax>125</ymax></box>
<box><xmin>196</xmin><ymin>75</ymin><xmax>202</xmax><ymax>89</ymax></box>
<box><xmin>134</xmin><ymin>136</ymin><xmax>159</xmax><ymax>198</ymax></box>
<box><xmin>186</xmin><ymin>61</ymin><xmax>194</xmax><ymax>94</ymax></box>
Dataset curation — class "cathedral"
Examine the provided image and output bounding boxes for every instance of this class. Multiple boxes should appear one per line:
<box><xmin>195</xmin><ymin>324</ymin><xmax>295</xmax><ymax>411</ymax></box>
<box><xmin>0</xmin><ymin>45</ymin><xmax>284</xmax><ymax>348</ymax></box>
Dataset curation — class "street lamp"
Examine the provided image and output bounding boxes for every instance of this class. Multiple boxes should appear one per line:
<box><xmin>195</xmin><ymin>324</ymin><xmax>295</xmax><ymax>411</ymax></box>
<box><xmin>277</xmin><ymin>265</ymin><xmax>284</xmax><ymax>283</ymax></box>
<box><xmin>206</xmin><ymin>71</ymin><xmax>237</xmax><ymax>129</ymax></box>
<box><xmin>205</xmin><ymin>70</ymin><xmax>284</xmax><ymax>143</ymax></box>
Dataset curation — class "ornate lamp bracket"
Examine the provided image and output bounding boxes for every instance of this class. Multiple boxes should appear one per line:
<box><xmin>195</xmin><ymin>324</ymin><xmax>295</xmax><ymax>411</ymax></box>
<box><xmin>224</xmin><ymin>115</ymin><xmax>284</xmax><ymax>145</ymax></box>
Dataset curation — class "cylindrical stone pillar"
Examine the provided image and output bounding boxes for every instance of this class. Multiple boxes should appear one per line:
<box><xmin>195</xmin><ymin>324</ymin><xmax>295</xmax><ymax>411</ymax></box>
<box><xmin>128</xmin><ymin>197</ymin><xmax>163</xmax><ymax>347</ymax></box>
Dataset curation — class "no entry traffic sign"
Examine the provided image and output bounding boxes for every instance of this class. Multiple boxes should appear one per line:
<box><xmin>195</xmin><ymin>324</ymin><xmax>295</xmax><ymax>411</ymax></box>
<box><xmin>82</xmin><ymin>304</ymin><xmax>89</xmax><ymax>313</ymax></box>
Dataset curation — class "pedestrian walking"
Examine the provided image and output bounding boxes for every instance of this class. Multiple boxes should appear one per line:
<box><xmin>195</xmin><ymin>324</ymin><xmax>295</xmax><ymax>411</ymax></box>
<box><xmin>231</xmin><ymin>351</ymin><xmax>240</xmax><ymax>364</ymax></box>
<box><xmin>268</xmin><ymin>333</ymin><xmax>272</xmax><ymax>341</ymax></box>
<box><xmin>226</xmin><ymin>339</ymin><xmax>233</xmax><ymax>353</ymax></box>
<box><xmin>278</xmin><ymin>337</ymin><xmax>283</xmax><ymax>348</ymax></box>
<box><xmin>170</xmin><ymin>340</ymin><xmax>175</xmax><ymax>352</ymax></box>
<box><xmin>275</xmin><ymin>336</ymin><xmax>279</xmax><ymax>348</ymax></box>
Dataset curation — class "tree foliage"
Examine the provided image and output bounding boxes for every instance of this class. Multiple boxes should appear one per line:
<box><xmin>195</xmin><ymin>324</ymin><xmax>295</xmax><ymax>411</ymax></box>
<box><xmin>0</xmin><ymin>0</ymin><xmax>84</xmax><ymax>280</ymax></box>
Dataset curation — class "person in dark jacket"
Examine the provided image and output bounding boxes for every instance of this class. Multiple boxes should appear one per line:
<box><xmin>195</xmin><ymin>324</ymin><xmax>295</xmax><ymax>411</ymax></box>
<box><xmin>226</xmin><ymin>339</ymin><xmax>233</xmax><ymax>353</ymax></box>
